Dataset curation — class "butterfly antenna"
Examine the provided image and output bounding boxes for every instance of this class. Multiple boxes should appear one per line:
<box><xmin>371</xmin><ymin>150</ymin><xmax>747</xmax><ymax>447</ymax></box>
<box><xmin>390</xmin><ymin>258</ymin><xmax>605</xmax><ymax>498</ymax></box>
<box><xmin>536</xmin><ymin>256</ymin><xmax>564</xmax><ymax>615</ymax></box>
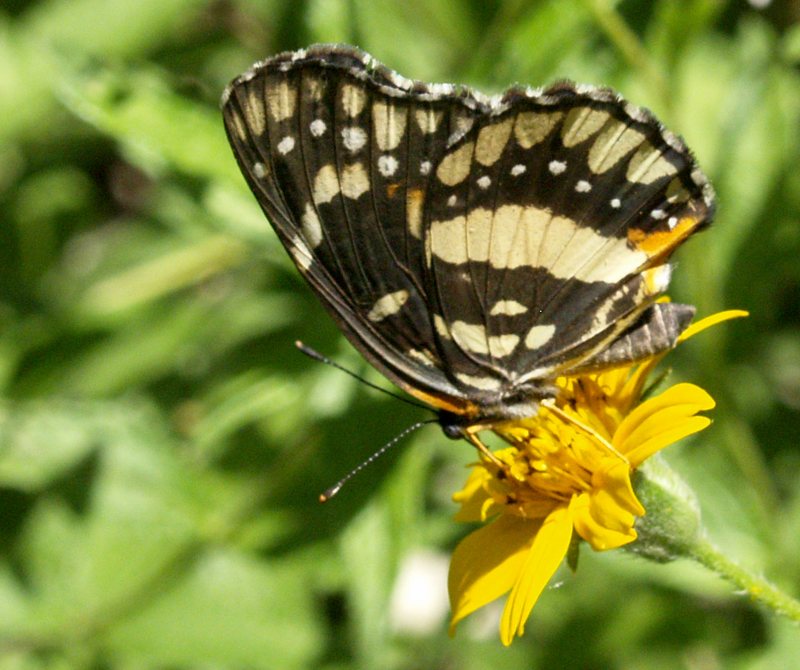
<box><xmin>295</xmin><ymin>341</ymin><xmax>429</xmax><ymax>411</ymax></box>
<box><xmin>319</xmin><ymin>419</ymin><xmax>437</xmax><ymax>502</ymax></box>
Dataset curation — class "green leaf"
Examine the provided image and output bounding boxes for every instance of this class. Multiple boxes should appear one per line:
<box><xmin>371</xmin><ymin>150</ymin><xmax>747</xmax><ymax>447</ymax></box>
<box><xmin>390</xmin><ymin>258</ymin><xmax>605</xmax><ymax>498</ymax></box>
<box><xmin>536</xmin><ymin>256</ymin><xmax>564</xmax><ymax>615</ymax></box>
<box><xmin>107</xmin><ymin>549</ymin><xmax>322</xmax><ymax>670</ymax></box>
<box><xmin>0</xmin><ymin>399</ymin><xmax>105</xmax><ymax>491</ymax></box>
<box><xmin>59</xmin><ymin>64</ymin><xmax>241</xmax><ymax>185</ymax></box>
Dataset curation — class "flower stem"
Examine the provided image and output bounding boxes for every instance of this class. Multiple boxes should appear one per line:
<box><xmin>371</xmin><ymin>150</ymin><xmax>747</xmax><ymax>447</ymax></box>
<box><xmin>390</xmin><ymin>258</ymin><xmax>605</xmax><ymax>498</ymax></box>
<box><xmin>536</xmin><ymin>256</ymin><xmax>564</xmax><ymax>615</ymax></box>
<box><xmin>691</xmin><ymin>536</ymin><xmax>800</xmax><ymax>623</ymax></box>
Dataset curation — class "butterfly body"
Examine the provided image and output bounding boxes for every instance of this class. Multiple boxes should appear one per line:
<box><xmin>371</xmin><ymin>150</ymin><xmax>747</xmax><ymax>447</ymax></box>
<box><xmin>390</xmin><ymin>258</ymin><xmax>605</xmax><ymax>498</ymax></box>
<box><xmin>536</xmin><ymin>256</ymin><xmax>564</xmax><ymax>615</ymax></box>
<box><xmin>222</xmin><ymin>45</ymin><xmax>713</xmax><ymax>435</ymax></box>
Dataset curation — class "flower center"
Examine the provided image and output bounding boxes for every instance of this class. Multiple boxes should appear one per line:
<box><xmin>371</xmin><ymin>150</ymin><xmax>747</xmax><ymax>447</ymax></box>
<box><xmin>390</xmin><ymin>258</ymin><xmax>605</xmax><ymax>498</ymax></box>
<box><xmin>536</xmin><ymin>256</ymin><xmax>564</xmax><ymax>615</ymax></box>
<box><xmin>490</xmin><ymin>406</ymin><xmax>628</xmax><ymax>518</ymax></box>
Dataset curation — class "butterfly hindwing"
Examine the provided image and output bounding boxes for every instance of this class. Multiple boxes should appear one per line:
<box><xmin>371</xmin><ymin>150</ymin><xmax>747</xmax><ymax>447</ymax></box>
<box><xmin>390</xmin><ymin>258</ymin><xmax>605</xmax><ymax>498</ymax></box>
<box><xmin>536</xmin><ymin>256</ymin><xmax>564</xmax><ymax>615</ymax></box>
<box><xmin>222</xmin><ymin>45</ymin><xmax>715</xmax><ymax>424</ymax></box>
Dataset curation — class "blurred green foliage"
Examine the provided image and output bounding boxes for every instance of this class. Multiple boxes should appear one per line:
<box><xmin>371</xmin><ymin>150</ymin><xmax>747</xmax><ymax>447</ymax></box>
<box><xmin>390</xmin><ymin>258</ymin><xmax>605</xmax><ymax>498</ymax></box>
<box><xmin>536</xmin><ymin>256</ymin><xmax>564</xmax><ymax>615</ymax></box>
<box><xmin>1</xmin><ymin>0</ymin><xmax>800</xmax><ymax>668</ymax></box>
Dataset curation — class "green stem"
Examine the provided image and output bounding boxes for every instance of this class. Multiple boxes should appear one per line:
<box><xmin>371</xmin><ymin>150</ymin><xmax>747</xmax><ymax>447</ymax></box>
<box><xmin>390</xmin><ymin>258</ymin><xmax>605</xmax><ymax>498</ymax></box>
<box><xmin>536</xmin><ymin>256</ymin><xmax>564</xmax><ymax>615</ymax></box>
<box><xmin>691</xmin><ymin>536</ymin><xmax>800</xmax><ymax>623</ymax></box>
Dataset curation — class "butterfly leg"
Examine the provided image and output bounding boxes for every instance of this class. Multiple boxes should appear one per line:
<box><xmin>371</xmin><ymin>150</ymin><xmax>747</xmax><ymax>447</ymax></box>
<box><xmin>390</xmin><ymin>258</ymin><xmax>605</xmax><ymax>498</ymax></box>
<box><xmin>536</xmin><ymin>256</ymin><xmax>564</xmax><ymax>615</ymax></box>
<box><xmin>463</xmin><ymin>429</ymin><xmax>507</xmax><ymax>468</ymax></box>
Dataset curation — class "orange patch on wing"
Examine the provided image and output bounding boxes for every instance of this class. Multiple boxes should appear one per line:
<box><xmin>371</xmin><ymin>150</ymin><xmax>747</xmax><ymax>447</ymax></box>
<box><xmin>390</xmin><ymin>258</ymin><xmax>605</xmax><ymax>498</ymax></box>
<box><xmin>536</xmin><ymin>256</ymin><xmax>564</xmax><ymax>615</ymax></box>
<box><xmin>401</xmin><ymin>383</ymin><xmax>477</xmax><ymax>417</ymax></box>
<box><xmin>405</xmin><ymin>186</ymin><xmax>423</xmax><ymax>205</ymax></box>
<box><xmin>628</xmin><ymin>216</ymin><xmax>701</xmax><ymax>260</ymax></box>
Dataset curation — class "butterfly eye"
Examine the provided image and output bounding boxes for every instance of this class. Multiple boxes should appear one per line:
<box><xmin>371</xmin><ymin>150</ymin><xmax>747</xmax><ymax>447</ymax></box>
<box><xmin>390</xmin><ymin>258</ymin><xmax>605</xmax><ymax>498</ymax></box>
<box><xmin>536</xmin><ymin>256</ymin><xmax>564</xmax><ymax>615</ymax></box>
<box><xmin>438</xmin><ymin>411</ymin><xmax>467</xmax><ymax>440</ymax></box>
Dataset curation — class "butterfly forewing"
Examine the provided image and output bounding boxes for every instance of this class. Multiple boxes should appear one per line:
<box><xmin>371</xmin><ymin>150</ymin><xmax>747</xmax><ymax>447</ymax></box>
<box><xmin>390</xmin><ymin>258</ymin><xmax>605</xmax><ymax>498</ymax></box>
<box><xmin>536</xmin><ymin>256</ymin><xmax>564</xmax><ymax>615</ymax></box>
<box><xmin>222</xmin><ymin>45</ymin><xmax>715</xmax><ymax>425</ymax></box>
<box><xmin>223</xmin><ymin>47</ymin><xmax>491</xmax><ymax>413</ymax></box>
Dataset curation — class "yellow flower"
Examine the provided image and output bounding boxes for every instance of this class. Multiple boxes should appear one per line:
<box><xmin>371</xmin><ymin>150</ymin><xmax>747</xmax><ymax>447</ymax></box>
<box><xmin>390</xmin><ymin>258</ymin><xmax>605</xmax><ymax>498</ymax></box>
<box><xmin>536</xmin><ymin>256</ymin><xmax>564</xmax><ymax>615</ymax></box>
<box><xmin>448</xmin><ymin>310</ymin><xmax>747</xmax><ymax>646</ymax></box>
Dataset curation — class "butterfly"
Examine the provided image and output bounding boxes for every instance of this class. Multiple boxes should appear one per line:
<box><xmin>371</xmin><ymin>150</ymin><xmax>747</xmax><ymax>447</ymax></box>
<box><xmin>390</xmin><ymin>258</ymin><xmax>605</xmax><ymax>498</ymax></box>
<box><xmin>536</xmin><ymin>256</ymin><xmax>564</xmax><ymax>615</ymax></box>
<box><xmin>221</xmin><ymin>44</ymin><xmax>714</xmax><ymax>443</ymax></box>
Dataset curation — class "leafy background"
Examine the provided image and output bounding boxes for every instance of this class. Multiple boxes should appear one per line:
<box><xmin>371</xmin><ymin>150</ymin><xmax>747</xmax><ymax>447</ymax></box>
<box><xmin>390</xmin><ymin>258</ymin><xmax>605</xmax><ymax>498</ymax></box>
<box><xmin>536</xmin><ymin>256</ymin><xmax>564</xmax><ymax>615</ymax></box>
<box><xmin>1</xmin><ymin>0</ymin><xmax>800</xmax><ymax>668</ymax></box>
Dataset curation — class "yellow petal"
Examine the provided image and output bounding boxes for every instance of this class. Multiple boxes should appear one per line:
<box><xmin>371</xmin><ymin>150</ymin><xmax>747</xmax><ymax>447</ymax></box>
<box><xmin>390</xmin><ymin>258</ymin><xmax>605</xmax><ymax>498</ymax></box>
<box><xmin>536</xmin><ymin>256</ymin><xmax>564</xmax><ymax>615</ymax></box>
<box><xmin>499</xmin><ymin>504</ymin><xmax>573</xmax><ymax>645</ymax></box>
<box><xmin>448</xmin><ymin>514</ymin><xmax>541</xmax><ymax>637</ymax></box>
<box><xmin>621</xmin><ymin>404</ymin><xmax>709</xmax><ymax>455</ymax></box>
<box><xmin>452</xmin><ymin>464</ymin><xmax>490</xmax><ymax>503</ymax></box>
<box><xmin>614</xmin><ymin>383</ymin><xmax>715</xmax><ymax>466</ymax></box>
<box><xmin>625</xmin><ymin>416</ymin><xmax>711</xmax><ymax>466</ymax></box>
<box><xmin>453</xmin><ymin>466</ymin><xmax>495</xmax><ymax>522</ymax></box>
<box><xmin>586</xmin><ymin>489</ymin><xmax>636</xmax><ymax>534</ymax></box>
<box><xmin>591</xmin><ymin>460</ymin><xmax>645</xmax><ymax>521</ymax></box>
<box><xmin>572</xmin><ymin>493</ymin><xmax>638</xmax><ymax>551</ymax></box>
<box><xmin>678</xmin><ymin>309</ymin><xmax>749</xmax><ymax>343</ymax></box>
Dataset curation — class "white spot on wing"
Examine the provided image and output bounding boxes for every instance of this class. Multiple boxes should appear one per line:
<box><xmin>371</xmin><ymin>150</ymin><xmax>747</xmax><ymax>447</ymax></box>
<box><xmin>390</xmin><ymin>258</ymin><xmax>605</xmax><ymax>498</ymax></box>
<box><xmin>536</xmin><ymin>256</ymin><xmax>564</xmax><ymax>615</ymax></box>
<box><xmin>373</xmin><ymin>102</ymin><xmax>408</xmax><ymax>151</ymax></box>
<box><xmin>477</xmin><ymin>175</ymin><xmax>491</xmax><ymax>190</ymax></box>
<box><xmin>510</xmin><ymin>164</ymin><xmax>526</xmax><ymax>177</ymax></box>
<box><xmin>341</xmin><ymin>163</ymin><xmax>370</xmax><ymax>199</ymax></box>
<box><xmin>588</xmin><ymin>120</ymin><xmax>646</xmax><ymax>174</ymax></box>
<box><xmin>301</xmin><ymin>204</ymin><xmax>323</xmax><ymax>248</ymax></box>
<box><xmin>665</xmin><ymin>177</ymin><xmax>691</xmax><ymax>203</ymax></box>
<box><xmin>447</xmin><ymin>194</ymin><xmax>458</xmax><ymax>207</ymax></box>
<box><xmin>407</xmin><ymin>349</ymin><xmax>436</xmax><ymax>367</ymax></box>
<box><xmin>289</xmin><ymin>234</ymin><xmax>313</xmax><ymax>271</ymax></box>
<box><xmin>420</xmin><ymin>161</ymin><xmax>432</xmax><ymax>176</ymax></box>
<box><xmin>525</xmin><ymin>324</ymin><xmax>556</xmax><ymax>350</ymax></box>
<box><xmin>267</xmin><ymin>81</ymin><xmax>297</xmax><ymax>122</ymax></box>
<box><xmin>342</xmin><ymin>126</ymin><xmax>367</xmax><ymax>152</ymax></box>
<box><xmin>433</xmin><ymin>314</ymin><xmax>451</xmax><ymax>339</ymax></box>
<box><xmin>253</xmin><ymin>162</ymin><xmax>268</xmax><ymax>179</ymax></box>
<box><xmin>644</xmin><ymin>264</ymin><xmax>672</xmax><ymax>294</ymax></box>
<box><xmin>450</xmin><ymin>321</ymin><xmax>519</xmax><ymax>358</ymax></box>
<box><xmin>378</xmin><ymin>155</ymin><xmax>398</xmax><ymax>177</ymax></box>
<box><xmin>549</xmin><ymin>160</ymin><xmax>567</xmax><ymax>175</ymax></box>
<box><xmin>489</xmin><ymin>334</ymin><xmax>520</xmax><ymax>358</ymax></box>
<box><xmin>514</xmin><ymin>111</ymin><xmax>563</xmax><ymax>148</ymax></box>
<box><xmin>627</xmin><ymin>142</ymin><xmax>678</xmax><ymax>184</ymax></box>
<box><xmin>451</xmin><ymin>321</ymin><xmax>490</xmax><ymax>355</ymax></box>
<box><xmin>610</xmin><ymin>198</ymin><xmax>622</xmax><ymax>208</ymax></box>
<box><xmin>304</xmin><ymin>76</ymin><xmax>324</xmax><ymax>101</ymax></box>
<box><xmin>436</xmin><ymin>142</ymin><xmax>475</xmax><ymax>186</ymax></box>
<box><xmin>575</xmin><ymin>180</ymin><xmax>592</xmax><ymax>193</ymax></box>
<box><xmin>313</xmin><ymin>165</ymin><xmax>340</xmax><ymax>204</ymax></box>
<box><xmin>367</xmin><ymin>290</ymin><xmax>410</xmax><ymax>322</ymax></box>
<box><xmin>455</xmin><ymin>373</ymin><xmax>502</xmax><ymax>391</ymax></box>
<box><xmin>428</xmin><ymin>205</ymin><xmax>649</xmax><ymax>283</ymax></box>
<box><xmin>490</xmin><ymin>300</ymin><xmax>528</xmax><ymax>316</ymax></box>
<box><xmin>277</xmin><ymin>136</ymin><xmax>295</xmax><ymax>155</ymax></box>
<box><xmin>245</xmin><ymin>90</ymin><xmax>266</xmax><ymax>135</ymax></box>
<box><xmin>650</xmin><ymin>208</ymin><xmax>667</xmax><ymax>220</ymax></box>
<box><xmin>454</xmin><ymin>114</ymin><xmax>475</xmax><ymax>137</ymax></box>
<box><xmin>407</xmin><ymin>189</ymin><xmax>424</xmax><ymax>238</ymax></box>
<box><xmin>561</xmin><ymin>108</ymin><xmax>610</xmax><ymax>147</ymax></box>
<box><xmin>475</xmin><ymin>118</ymin><xmax>513</xmax><ymax>166</ymax></box>
<box><xmin>341</xmin><ymin>83</ymin><xmax>367</xmax><ymax>116</ymax></box>
<box><xmin>225</xmin><ymin>108</ymin><xmax>248</xmax><ymax>142</ymax></box>
<box><xmin>415</xmin><ymin>108</ymin><xmax>443</xmax><ymax>134</ymax></box>
<box><xmin>310</xmin><ymin>119</ymin><xmax>326</xmax><ymax>137</ymax></box>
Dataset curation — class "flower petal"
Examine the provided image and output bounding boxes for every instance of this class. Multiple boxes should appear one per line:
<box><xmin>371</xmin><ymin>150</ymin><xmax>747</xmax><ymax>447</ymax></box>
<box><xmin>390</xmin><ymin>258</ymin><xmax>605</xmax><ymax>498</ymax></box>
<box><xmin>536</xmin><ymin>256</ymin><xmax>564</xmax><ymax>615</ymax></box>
<box><xmin>572</xmin><ymin>492</ymin><xmax>638</xmax><ymax>551</ymax></box>
<box><xmin>499</xmin><ymin>504</ymin><xmax>573</xmax><ymax>645</ymax></box>
<box><xmin>625</xmin><ymin>416</ymin><xmax>711</xmax><ymax>466</ymax></box>
<box><xmin>592</xmin><ymin>460</ymin><xmax>645</xmax><ymax>521</ymax></box>
<box><xmin>453</xmin><ymin>465</ymin><xmax>495</xmax><ymax>522</ymax></box>
<box><xmin>614</xmin><ymin>383</ymin><xmax>715</xmax><ymax>466</ymax></box>
<box><xmin>677</xmin><ymin>309</ymin><xmax>749</xmax><ymax>343</ymax></box>
<box><xmin>448</xmin><ymin>514</ymin><xmax>541</xmax><ymax>636</ymax></box>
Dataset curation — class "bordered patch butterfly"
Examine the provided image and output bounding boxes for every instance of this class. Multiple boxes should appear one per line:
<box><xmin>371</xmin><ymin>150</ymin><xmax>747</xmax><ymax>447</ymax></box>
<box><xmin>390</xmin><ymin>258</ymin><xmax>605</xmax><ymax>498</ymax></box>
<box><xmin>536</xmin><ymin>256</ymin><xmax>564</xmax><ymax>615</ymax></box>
<box><xmin>222</xmin><ymin>44</ymin><xmax>714</xmax><ymax>443</ymax></box>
